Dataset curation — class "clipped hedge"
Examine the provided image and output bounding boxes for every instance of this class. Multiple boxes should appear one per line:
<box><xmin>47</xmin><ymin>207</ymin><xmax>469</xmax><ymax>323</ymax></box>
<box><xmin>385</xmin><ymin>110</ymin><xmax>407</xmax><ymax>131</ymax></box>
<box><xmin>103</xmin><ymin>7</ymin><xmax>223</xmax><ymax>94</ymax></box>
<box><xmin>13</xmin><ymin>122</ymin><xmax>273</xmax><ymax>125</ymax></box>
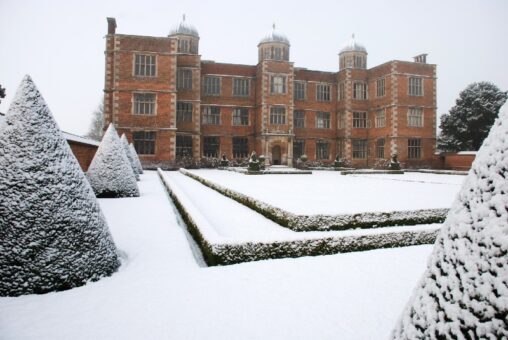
<box><xmin>158</xmin><ymin>169</ymin><xmax>439</xmax><ymax>266</ymax></box>
<box><xmin>180</xmin><ymin>169</ymin><xmax>448</xmax><ymax>232</ymax></box>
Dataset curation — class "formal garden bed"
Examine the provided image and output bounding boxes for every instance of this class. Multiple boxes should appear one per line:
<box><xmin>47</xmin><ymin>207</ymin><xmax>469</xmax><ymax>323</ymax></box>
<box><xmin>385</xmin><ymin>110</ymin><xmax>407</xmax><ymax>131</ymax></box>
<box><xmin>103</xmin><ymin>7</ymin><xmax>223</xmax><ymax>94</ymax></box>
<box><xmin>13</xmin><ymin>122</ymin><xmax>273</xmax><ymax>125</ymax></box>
<box><xmin>179</xmin><ymin>169</ymin><xmax>460</xmax><ymax>231</ymax></box>
<box><xmin>159</xmin><ymin>169</ymin><xmax>441</xmax><ymax>266</ymax></box>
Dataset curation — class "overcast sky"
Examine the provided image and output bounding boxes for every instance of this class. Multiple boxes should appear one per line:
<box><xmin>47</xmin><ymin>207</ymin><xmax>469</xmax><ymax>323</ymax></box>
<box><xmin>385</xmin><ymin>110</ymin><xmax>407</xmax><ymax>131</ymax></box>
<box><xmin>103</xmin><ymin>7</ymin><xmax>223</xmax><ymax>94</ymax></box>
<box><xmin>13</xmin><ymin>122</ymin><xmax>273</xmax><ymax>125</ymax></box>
<box><xmin>1</xmin><ymin>0</ymin><xmax>507</xmax><ymax>136</ymax></box>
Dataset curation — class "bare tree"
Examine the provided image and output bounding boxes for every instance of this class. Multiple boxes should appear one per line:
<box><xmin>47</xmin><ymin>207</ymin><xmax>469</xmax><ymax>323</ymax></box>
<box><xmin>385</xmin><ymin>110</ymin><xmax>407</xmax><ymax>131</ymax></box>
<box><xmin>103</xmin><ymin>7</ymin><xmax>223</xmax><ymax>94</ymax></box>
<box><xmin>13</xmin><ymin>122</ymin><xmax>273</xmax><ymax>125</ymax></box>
<box><xmin>86</xmin><ymin>101</ymin><xmax>104</xmax><ymax>141</ymax></box>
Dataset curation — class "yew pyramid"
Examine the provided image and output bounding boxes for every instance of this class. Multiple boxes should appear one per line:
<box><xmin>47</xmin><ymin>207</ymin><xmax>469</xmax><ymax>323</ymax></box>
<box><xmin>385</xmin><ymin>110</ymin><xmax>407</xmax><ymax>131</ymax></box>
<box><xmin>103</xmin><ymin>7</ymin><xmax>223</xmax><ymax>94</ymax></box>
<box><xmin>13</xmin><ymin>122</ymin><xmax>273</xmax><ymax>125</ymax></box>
<box><xmin>0</xmin><ymin>75</ymin><xmax>120</xmax><ymax>296</ymax></box>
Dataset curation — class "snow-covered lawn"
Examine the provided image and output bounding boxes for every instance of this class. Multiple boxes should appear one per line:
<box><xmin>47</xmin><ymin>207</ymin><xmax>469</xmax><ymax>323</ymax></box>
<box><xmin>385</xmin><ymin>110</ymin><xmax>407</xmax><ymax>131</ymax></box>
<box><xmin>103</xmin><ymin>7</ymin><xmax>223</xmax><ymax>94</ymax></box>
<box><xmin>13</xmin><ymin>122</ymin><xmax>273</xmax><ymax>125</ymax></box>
<box><xmin>0</xmin><ymin>171</ymin><xmax>435</xmax><ymax>340</ymax></box>
<box><xmin>163</xmin><ymin>170</ymin><xmax>440</xmax><ymax>242</ymax></box>
<box><xmin>187</xmin><ymin>169</ymin><xmax>465</xmax><ymax>215</ymax></box>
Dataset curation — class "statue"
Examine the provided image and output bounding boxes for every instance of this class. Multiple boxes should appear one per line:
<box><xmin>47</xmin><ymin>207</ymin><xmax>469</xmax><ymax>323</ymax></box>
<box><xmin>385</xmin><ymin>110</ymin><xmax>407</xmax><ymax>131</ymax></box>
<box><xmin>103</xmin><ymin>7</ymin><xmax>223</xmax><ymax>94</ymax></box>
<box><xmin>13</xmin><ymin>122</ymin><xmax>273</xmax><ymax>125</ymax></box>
<box><xmin>389</xmin><ymin>153</ymin><xmax>401</xmax><ymax>170</ymax></box>
<box><xmin>248</xmin><ymin>151</ymin><xmax>260</xmax><ymax>172</ymax></box>
<box><xmin>220</xmin><ymin>153</ymin><xmax>229</xmax><ymax>167</ymax></box>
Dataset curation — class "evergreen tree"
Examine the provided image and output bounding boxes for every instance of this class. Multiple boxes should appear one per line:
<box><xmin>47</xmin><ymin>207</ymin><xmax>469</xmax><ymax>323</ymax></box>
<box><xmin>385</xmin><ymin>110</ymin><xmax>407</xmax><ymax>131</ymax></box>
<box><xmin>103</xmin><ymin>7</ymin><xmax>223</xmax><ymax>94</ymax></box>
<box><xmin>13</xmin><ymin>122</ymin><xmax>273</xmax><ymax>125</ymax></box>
<box><xmin>0</xmin><ymin>75</ymin><xmax>120</xmax><ymax>297</ymax></box>
<box><xmin>129</xmin><ymin>143</ymin><xmax>144</xmax><ymax>174</ymax></box>
<box><xmin>392</xmin><ymin>107</ymin><xmax>508</xmax><ymax>339</ymax></box>
<box><xmin>437</xmin><ymin>82</ymin><xmax>507</xmax><ymax>152</ymax></box>
<box><xmin>120</xmin><ymin>134</ymin><xmax>139</xmax><ymax>180</ymax></box>
<box><xmin>86</xmin><ymin>101</ymin><xmax>104</xmax><ymax>141</ymax></box>
<box><xmin>87</xmin><ymin>124</ymin><xmax>139</xmax><ymax>198</ymax></box>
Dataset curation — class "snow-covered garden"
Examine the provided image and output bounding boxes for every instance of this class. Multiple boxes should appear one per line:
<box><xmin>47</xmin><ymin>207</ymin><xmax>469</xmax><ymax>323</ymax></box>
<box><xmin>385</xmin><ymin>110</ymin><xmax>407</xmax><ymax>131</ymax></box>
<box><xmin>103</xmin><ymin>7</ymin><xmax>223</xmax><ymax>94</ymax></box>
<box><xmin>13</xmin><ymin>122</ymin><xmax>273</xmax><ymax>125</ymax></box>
<box><xmin>1</xmin><ymin>76</ymin><xmax>507</xmax><ymax>339</ymax></box>
<box><xmin>0</xmin><ymin>171</ymin><xmax>437</xmax><ymax>340</ymax></box>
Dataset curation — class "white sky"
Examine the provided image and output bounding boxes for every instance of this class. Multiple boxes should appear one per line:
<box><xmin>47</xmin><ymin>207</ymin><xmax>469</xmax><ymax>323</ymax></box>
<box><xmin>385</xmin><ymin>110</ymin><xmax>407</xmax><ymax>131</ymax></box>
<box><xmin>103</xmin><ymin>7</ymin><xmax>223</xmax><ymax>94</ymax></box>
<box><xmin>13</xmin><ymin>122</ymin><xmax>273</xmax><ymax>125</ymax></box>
<box><xmin>1</xmin><ymin>0</ymin><xmax>507</xmax><ymax>136</ymax></box>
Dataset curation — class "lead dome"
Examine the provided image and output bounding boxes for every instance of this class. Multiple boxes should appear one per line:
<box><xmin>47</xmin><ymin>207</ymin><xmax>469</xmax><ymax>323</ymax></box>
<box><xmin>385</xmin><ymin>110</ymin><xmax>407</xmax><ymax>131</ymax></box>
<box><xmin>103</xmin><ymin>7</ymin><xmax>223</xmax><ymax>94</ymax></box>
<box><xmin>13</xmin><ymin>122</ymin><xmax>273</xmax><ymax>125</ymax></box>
<box><xmin>169</xmin><ymin>15</ymin><xmax>199</xmax><ymax>38</ymax></box>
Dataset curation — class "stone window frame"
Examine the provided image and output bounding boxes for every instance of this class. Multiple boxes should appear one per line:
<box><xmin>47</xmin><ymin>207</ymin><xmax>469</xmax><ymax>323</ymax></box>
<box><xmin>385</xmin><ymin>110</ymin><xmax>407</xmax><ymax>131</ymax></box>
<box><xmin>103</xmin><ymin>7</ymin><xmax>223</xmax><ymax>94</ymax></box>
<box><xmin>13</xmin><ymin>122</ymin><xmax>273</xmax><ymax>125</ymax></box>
<box><xmin>352</xmin><ymin>139</ymin><xmax>368</xmax><ymax>159</ymax></box>
<box><xmin>408</xmin><ymin>138</ymin><xmax>422</xmax><ymax>159</ymax></box>
<box><xmin>232</xmin><ymin>108</ymin><xmax>249</xmax><ymax>126</ymax></box>
<box><xmin>132</xmin><ymin>92</ymin><xmax>157</xmax><ymax>115</ymax></box>
<box><xmin>203</xmin><ymin>76</ymin><xmax>221</xmax><ymax>96</ymax></box>
<box><xmin>269</xmin><ymin>106</ymin><xmax>286</xmax><ymax>125</ymax></box>
<box><xmin>316</xmin><ymin>83</ymin><xmax>331</xmax><ymax>102</ymax></box>
<box><xmin>407</xmin><ymin>107</ymin><xmax>424</xmax><ymax>127</ymax></box>
<box><xmin>203</xmin><ymin>136</ymin><xmax>220</xmax><ymax>158</ymax></box>
<box><xmin>177</xmin><ymin>68</ymin><xmax>193</xmax><ymax>90</ymax></box>
<box><xmin>293</xmin><ymin>110</ymin><xmax>305</xmax><ymax>128</ymax></box>
<box><xmin>408</xmin><ymin>77</ymin><xmax>424</xmax><ymax>96</ymax></box>
<box><xmin>294</xmin><ymin>81</ymin><xmax>306</xmax><ymax>101</ymax></box>
<box><xmin>178</xmin><ymin>39</ymin><xmax>189</xmax><ymax>53</ymax></box>
<box><xmin>232</xmin><ymin>137</ymin><xmax>249</xmax><ymax>158</ymax></box>
<box><xmin>316</xmin><ymin>140</ymin><xmax>330</xmax><ymax>160</ymax></box>
<box><xmin>316</xmin><ymin>111</ymin><xmax>331</xmax><ymax>129</ymax></box>
<box><xmin>176</xmin><ymin>135</ymin><xmax>193</xmax><ymax>158</ymax></box>
<box><xmin>270</xmin><ymin>75</ymin><xmax>287</xmax><ymax>95</ymax></box>
<box><xmin>376</xmin><ymin>138</ymin><xmax>385</xmax><ymax>159</ymax></box>
<box><xmin>176</xmin><ymin>102</ymin><xmax>193</xmax><ymax>123</ymax></box>
<box><xmin>376</xmin><ymin>77</ymin><xmax>386</xmax><ymax>97</ymax></box>
<box><xmin>177</xmin><ymin>38</ymin><xmax>198</xmax><ymax>54</ymax></box>
<box><xmin>133</xmin><ymin>54</ymin><xmax>157</xmax><ymax>77</ymax></box>
<box><xmin>353</xmin><ymin>82</ymin><xmax>368</xmax><ymax>100</ymax></box>
<box><xmin>132</xmin><ymin>130</ymin><xmax>156</xmax><ymax>155</ymax></box>
<box><xmin>233</xmin><ymin>78</ymin><xmax>250</xmax><ymax>97</ymax></box>
<box><xmin>353</xmin><ymin>111</ymin><xmax>367</xmax><ymax>128</ymax></box>
<box><xmin>375</xmin><ymin>108</ymin><xmax>386</xmax><ymax>128</ymax></box>
<box><xmin>354</xmin><ymin>55</ymin><xmax>366</xmax><ymax>69</ymax></box>
<box><xmin>202</xmin><ymin>106</ymin><xmax>221</xmax><ymax>125</ymax></box>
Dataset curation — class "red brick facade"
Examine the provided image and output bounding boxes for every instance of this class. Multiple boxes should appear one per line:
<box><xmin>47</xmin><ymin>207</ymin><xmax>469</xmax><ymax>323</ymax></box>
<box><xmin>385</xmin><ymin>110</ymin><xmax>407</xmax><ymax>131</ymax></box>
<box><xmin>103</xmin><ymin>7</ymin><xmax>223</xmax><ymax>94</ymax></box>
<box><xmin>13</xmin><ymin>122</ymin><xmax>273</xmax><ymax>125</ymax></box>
<box><xmin>104</xmin><ymin>18</ymin><xmax>437</xmax><ymax>168</ymax></box>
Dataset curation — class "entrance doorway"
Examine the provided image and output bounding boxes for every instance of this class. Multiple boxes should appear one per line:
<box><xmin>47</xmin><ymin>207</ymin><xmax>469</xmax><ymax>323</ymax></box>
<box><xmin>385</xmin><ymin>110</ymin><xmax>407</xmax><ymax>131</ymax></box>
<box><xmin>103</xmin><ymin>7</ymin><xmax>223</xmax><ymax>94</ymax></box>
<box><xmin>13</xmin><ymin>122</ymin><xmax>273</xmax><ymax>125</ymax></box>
<box><xmin>272</xmin><ymin>146</ymin><xmax>281</xmax><ymax>165</ymax></box>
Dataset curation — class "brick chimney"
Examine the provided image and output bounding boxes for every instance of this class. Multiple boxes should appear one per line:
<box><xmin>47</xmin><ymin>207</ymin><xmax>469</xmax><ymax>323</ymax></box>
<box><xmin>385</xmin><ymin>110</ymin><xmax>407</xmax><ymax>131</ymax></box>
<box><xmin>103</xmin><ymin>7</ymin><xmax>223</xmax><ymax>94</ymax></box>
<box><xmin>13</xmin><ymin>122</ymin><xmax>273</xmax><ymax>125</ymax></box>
<box><xmin>107</xmin><ymin>17</ymin><xmax>117</xmax><ymax>35</ymax></box>
<box><xmin>413</xmin><ymin>54</ymin><xmax>427</xmax><ymax>64</ymax></box>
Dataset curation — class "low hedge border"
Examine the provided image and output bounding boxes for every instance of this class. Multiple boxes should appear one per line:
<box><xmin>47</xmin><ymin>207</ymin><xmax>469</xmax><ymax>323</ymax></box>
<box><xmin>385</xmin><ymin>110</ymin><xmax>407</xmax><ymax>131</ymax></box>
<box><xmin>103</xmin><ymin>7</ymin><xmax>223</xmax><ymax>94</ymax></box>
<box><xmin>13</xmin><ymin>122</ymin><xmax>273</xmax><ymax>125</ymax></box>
<box><xmin>404</xmin><ymin>169</ymin><xmax>468</xmax><ymax>176</ymax></box>
<box><xmin>158</xmin><ymin>169</ymin><xmax>439</xmax><ymax>266</ymax></box>
<box><xmin>180</xmin><ymin>168</ymin><xmax>448</xmax><ymax>232</ymax></box>
<box><xmin>341</xmin><ymin>170</ymin><xmax>405</xmax><ymax>175</ymax></box>
<box><xmin>226</xmin><ymin>167</ymin><xmax>313</xmax><ymax>175</ymax></box>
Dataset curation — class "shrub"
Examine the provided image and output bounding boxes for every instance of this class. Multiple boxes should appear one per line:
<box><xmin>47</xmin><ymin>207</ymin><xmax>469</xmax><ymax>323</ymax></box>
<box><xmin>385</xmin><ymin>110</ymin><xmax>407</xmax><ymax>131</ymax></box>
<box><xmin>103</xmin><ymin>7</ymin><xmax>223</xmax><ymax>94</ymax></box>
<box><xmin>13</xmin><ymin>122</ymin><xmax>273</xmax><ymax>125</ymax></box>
<box><xmin>87</xmin><ymin>123</ymin><xmax>139</xmax><ymax>198</ymax></box>
<box><xmin>129</xmin><ymin>143</ymin><xmax>144</xmax><ymax>174</ymax></box>
<box><xmin>120</xmin><ymin>134</ymin><xmax>139</xmax><ymax>180</ymax></box>
<box><xmin>0</xmin><ymin>75</ymin><xmax>120</xmax><ymax>296</ymax></box>
<box><xmin>392</xmin><ymin>105</ymin><xmax>508</xmax><ymax>339</ymax></box>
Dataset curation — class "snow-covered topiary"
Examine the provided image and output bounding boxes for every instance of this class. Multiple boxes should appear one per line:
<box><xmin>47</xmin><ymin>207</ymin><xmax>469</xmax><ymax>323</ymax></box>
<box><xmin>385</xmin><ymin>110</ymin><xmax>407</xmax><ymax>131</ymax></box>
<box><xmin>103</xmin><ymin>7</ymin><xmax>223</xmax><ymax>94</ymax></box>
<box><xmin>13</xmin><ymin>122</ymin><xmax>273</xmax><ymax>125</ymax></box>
<box><xmin>392</xmin><ymin>106</ymin><xmax>508</xmax><ymax>339</ymax></box>
<box><xmin>129</xmin><ymin>142</ymin><xmax>143</xmax><ymax>174</ymax></box>
<box><xmin>0</xmin><ymin>75</ymin><xmax>120</xmax><ymax>297</ymax></box>
<box><xmin>120</xmin><ymin>134</ymin><xmax>139</xmax><ymax>180</ymax></box>
<box><xmin>87</xmin><ymin>124</ymin><xmax>139</xmax><ymax>198</ymax></box>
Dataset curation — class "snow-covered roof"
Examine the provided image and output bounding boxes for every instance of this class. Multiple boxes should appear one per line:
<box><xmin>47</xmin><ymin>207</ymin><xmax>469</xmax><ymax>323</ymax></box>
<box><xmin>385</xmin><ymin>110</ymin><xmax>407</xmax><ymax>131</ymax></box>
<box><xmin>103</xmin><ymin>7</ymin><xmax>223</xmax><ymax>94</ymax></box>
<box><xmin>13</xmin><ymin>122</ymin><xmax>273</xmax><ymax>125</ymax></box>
<box><xmin>457</xmin><ymin>151</ymin><xmax>477</xmax><ymax>155</ymax></box>
<box><xmin>168</xmin><ymin>15</ymin><xmax>199</xmax><ymax>38</ymax></box>
<box><xmin>259</xmin><ymin>24</ymin><xmax>290</xmax><ymax>45</ymax></box>
<box><xmin>62</xmin><ymin>131</ymin><xmax>100</xmax><ymax>147</ymax></box>
<box><xmin>340</xmin><ymin>34</ymin><xmax>367</xmax><ymax>54</ymax></box>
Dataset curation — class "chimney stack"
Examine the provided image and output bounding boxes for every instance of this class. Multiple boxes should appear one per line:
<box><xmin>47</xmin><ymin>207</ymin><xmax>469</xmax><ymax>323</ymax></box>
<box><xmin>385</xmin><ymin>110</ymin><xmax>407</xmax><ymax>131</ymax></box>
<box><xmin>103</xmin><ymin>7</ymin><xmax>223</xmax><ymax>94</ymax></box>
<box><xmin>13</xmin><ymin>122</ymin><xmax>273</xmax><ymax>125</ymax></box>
<box><xmin>413</xmin><ymin>54</ymin><xmax>428</xmax><ymax>64</ymax></box>
<box><xmin>107</xmin><ymin>17</ymin><xmax>117</xmax><ymax>35</ymax></box>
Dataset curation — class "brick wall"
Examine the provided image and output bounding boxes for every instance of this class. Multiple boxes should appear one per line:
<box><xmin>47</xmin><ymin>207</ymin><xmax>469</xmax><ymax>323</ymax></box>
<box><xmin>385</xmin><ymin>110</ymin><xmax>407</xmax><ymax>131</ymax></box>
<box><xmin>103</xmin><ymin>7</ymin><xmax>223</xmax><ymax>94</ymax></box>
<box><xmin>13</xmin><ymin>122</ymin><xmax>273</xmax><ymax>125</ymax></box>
<box><xmin>440</xmin><ymin>153</ymin><xmax>476</xmax><ymax>170</ymax></box>
<box><xmin>104</xmin><ymin>18</ymin><xmax>438</xmax><ymax>168</ymax></box>
<box><xmin>68</xmin><ymin>141</ymin><xmax>98</xmax><ymax>171</ymax></box>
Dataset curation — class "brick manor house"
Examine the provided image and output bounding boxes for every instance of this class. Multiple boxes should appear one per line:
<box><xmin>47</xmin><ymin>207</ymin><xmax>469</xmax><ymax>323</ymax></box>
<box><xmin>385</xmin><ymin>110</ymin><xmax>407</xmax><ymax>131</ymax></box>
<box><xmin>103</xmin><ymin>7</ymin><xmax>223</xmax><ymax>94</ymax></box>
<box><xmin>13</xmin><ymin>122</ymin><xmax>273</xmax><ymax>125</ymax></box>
<box><xmin>104</xmin><ymin>17</ymin><xmax>437</xmax><ymax>168</ymax></box>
